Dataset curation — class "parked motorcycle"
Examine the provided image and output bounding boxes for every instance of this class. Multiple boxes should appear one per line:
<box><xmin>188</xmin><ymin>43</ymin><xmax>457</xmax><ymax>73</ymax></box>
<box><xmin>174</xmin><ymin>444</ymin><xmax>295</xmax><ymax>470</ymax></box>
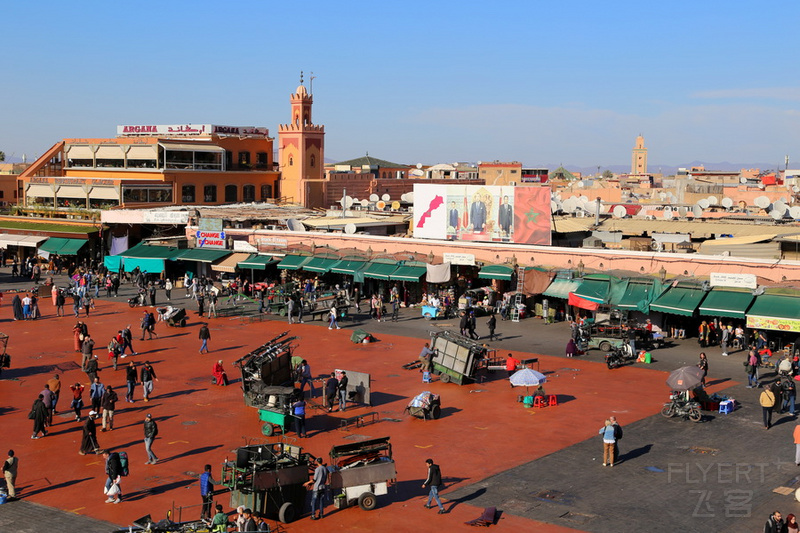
<box><xmin>661</xmin><ymin>392</ymin><xmax>702</xmax><ymax>422</ymax></box>
<box><xmin>604</xmin><ymin>344</ymin><xmax>634</xmax><ymax>369</ymax></box>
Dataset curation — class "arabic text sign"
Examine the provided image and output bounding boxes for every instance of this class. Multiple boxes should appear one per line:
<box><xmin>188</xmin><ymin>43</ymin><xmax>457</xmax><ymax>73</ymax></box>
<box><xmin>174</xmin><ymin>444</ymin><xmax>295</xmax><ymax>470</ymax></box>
<box><xmin>117</xmin><ymin>124</ymin><xmax>269</xmax><ymax>136</ymax></box>
<box><xmin>747</xmin><ymin>315</ymin><xmax>800</xmax><ymax>333</ymax></box>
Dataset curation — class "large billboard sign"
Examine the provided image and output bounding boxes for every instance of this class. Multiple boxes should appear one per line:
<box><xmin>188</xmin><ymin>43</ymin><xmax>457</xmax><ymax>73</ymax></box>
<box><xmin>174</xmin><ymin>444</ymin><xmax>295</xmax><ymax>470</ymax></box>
<box><xmin>413</xmin><ymin>184</ymin><xmax>551</xmax><ymax>245</ymax></box>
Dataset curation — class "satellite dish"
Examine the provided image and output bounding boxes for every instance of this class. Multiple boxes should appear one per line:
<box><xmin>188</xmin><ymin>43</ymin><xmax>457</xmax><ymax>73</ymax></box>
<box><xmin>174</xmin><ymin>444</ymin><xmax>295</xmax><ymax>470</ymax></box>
<box><xmin>698</xmin><ymin>199</ymin><xmax>710</xmax><ymax>209</ymax></box>
<box><xmin>376</xmin><ymin>201</ymin><xmax>386</xmax><ymax>210</ymax></box>
<box><xmin>416</xmin><ymin>163</ymin><xmax>423</xmax><ymax>169</ymax></box>
<box><xmin>562</xmin><ymin>197</ymin><xmax>576</xmax><ymax>213</ymax></box>
<box><xmin>577</xmin><ymin>181</ymin><xmax>585</xmax><ymax>188</ymax></box>
<box><xmin>721</xmin><ymin>197</ymin><xmax>733</xmax><ymax>208</ymax></box>
<box><xmin>369</xmin><ymin>194</ymin><xmax>379</xmax><ymax>202</ymax></box>
<box><xmin>400</xmin><ymin>193</ymin><xmax>407</xmax><ymax>202</ymax></box>
<box><xmin>286</xmin><ymin>218</ymin><xmax>306</xmax><ymax>232</ymax></box>
<box><xmin>579</xmin><ymin>195</ymin><xmax>589</xmax><ymax>203</ymax></box>
<box><xmin>663</xmin><ymin>209</ymin><xmax>674</xmax><ymax>220</ymax></box>
<box><xmin>758</xmin><ymin>183</ymin><xmax>765</xmax><ymax>190</ymax></box>
<box><xmin>391</xmin><ymin>201</ymin><xmax>400</xmax><ymax>210</ymax></box>
<box><xmin>584</xmin><ymin>201</ymin><xmax>598</xmax><ymax>214</ymax></box>
<box><xmin>793</xmin><ymin>185</ymin><xmax>800</xmax><ymax>193</ymax></box>
<box><xmin>613</xmin><ymin>205</ymin><xmax>627</xmax><ymax>218</ymax></box>
<box><xmin>740</xmin><ymin>176</ymin><xmax>748</xmax><ymax>184</ymax></box>
<box><xmin>344</xmin><ymin>223</ymin><xmax>357</xmax><ymax>234</ymax></box>
<box><xmin>773</xmin><ymin>200</ymin><xmax>787</xmax><ymax>214</ymax></box>
<box><xmin>406</xmin><ymin>192</ymin><xmax>414</xmax><ymax>202</ymax></box>
<box><xmin>692</xmin><ymin>205</ymin><xmax>703</xmax><ymax>217</ymax></box>
<box><xmin>755</xmin><ymin>196</ymin><xmax>770</xmax><ymax>208</ymax></box>
<box><xmin>550</xmin><ymin>201</ymin><xmax>558</xmax><ymax>212</ymax></box>
<box><xmin>476</xmin><ymin>161</ymin><xmax>482</xmax><ymax>166</ymax></box>
<box><xmin>381</xmin><ymin>194</ymin><xmax>390</xmax><ymax>202</ymax></box>
<box><xmin>360</xmin><ymin>199</ymin><xmax>369</xmax><ymax>207</ymax></box>
<box><xmin>670</xmin><ymin>194</ymin><xmax>679</xmax><ymax>204</ymax></box>
<box><xmin>790</xmin><ymin>206</ymin><xmax>800</xmax><ymax>219</ymax></box>
<box><xmin>769</xmin><ymin>209</ymin><xmax>783</xmax><ymax>221</ymax></box>
<box><xmin>708</xmin><ymin>196</ymin><xmax>718</xmax><ymax>205</ymax></box>
<box><xmin>340</xmin><ymin>196</ymin><xmax>354</xmax><ymax>208</ymax></box>
<box><xmin>664</xmin><ymin>205</ymin><xmax>672</xmax><ymax>212</ymax></box>
<box><xmin>678</xmin><ymin>206</ymin><xmax>688</xmax><ymax>217</ymax></box>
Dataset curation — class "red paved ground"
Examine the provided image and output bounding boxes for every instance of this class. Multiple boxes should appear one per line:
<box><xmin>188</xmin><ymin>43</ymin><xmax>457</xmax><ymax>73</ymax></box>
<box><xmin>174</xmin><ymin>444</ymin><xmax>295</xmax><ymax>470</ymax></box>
<box><xmin>1</xmin><ymin>298</ymin><xmax>681</xmax><ymax>532</ymax></box>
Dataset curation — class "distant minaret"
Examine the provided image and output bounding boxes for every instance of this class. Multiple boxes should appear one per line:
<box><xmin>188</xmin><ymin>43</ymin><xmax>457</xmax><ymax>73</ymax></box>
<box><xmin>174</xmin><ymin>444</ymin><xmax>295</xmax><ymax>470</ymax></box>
<box><xmin>631</xmin><ymin>135</ymin><xmax>647</xmax><ymax>175</ymax></box>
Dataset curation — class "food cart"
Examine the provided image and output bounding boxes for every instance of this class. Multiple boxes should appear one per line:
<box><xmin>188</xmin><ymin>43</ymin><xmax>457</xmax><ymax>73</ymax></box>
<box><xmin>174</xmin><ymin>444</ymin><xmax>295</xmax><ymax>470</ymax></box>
<box><xmin>257</xmin><ymin>386</ymin><xmax>299</xmax><ymax>436</ymax></box>
<box><xmin>329</xmin><ymin>437</ymin><xmax>397</xmax><ymax>511</ymax></box>
<box><xmin>404</xmin><ymin>391</ymin><xmax>442</xmax><ymax>420</ymax></box>
<box><xmin>428</xmin><ymin>330</ymin><xmax>494</xmax><ymax>384</ymax></box>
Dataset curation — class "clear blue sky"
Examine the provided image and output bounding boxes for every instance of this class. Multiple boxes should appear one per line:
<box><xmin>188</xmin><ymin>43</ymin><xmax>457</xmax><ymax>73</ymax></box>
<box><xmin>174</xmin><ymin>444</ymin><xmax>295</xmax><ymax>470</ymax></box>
<box><xmin>2</xmin><ymin>1</ymin><xmax>799</xmax><ymax>169</ymax></box>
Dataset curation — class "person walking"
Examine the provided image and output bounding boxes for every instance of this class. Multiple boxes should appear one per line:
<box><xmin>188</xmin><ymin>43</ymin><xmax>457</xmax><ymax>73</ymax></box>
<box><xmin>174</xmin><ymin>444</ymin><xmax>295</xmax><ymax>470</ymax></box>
<box><xmin>324</xmin><ymin>373</ymin><xmax>338</xmax><ymax>412</ymax></box>
<box><xmin>80</xmin><ymin>333</ymin><xmax>95</xmax><ymax>371</ymax></box>
<box><xmin>207</xmin><ymin>290</ymin><xmax>218</xmax><ymax>319</ymax></box>
<box><xmin>55</xmin><ymin>289</ymin><xmax>65</xmax><ymax>317</ymax></box>
<box><xmin>467</xmin><ymin>311</ymin><xmax>478</xmax><ymax>340</ymax></box>
<box><xmin>328</xmin><ymin>305</ymin><xmax>341</xmax><ymax>330</ymax></box>
<box><xmin>761</xmin><ymin>386</ymin><xmax>777</xmax><ymax>429</ymax></box>
<box><xmin>196</xmin><ymin>292</ymin><xmax>205</xmax><ymax>318</ymax></box>
<box><xmin>46</xmin><ymin>374</ymin><xmax>61</xmax><ymax>417</ymax></box>
<box><xmin>140</xmin><ymin>361</ymin><xmax>158</xmax><ymax>402</ymax></box>
<box><xmin>90</xmin><ymin>377</ymin><xmax>105</xmax><ymax>413</ymax></box>
<box><xmin>794</xmin><ymin>423</ymin><xmax>800</xmax><ymax>466</ymax></box>
<box><xmin>120</xmin><ymin>325</ymin><xmax>136</xmax><ymax>357</ymax></box>
<box><xmin>70</xmin><ymin>382</ymin><xmax>85</xmax><ymax>421</ymax></box>
<box><xmin>164</xmin><ymin>279</ymin><xmax>173</xmax><ymax>301</ymax></box>
<box><xmin>199</xmin><ymin>323</ymin><xmax>211</xmax><ymax>354</ymax></box>
<box><xmin>486</xmin><ymin>313</ymin><xmax>497</xmax><ymax>341</ymax></box>
<box><xmin>610</xmin><ymin>416</ymin><xmax>624</xmax><ymax>464</ymax></box>
<box><xmin>108</xmin><ymin>335</ymin><xmax>121</xmax><ymax>371</ymax></box>
<box><xmin>286</xmin><ymin>296</ymin><xmax>295</xmax><ymax>325</ymax></box>
<box><xmin>338</xmin><ymin>371</ymin><xmax>349</xmax><ymax>412</ymax></box>
<box><xmin>125</xmin><ymin>361</ymin><xmax>138</xmax><ymax>403</ymax></box>
<box><xmin>100</xmin><ymin>386</ymin><xmax>118</xmax><ymax>432</ymax></box>
<box><xmin>720</xmin><ymin>325</ymin><xmax>731</xmax><ymax>356</ymax></box>
<box><xmin>102</xmin><ymin>450</ymin><xmax>123</xmax><ymax>503</ymax></box>
<box><xmin>29</xmin><ymin>394</ymin><xmax>49</xmax><ymax>439</ymax></box>
<box><xmin>140</xmin><ymin>311</ymin><xmax>151</xmax><ymax>341</ymax></box>
<box><xmin>298</xmin><ymin>360</ymin><xmax>315</xmax><ymax>397</ymax></box>
<box><xmin>2</xmin><ymin>450</ymin><xmax>18</xmax><ymax>499</ymax></box>
<box><xmin>292</xmin><ymin>397</ymin><xmax>307</xmax><ymax>438</ymax></box>
<box><xmin>143</xmin><ymin>414</ymin><xmax>159</xmax><ymax>465</ymax></box>
<box><xmin>697</xmin><ymin>353</ymin><xmax>708</xmax><ymax>386</ymax></box>
<box><xmin>764</xmin><ymin>510</ymin><xmax>784</xmax><ymax>533</ymax></box>
<box><xmin>40</xmin><ymin>383</ymin><xmax>55</xmax><ymax>426</ymax></box>
<box><xmin>422</xmin><ymin>458</ymin><xmax>446</xmax><ymax>513</ymax></box>
<box><xmin>199</xmin><ymin>464</ymin><xmax>218</xmax><ymax>520</ymax></box>
<box><xmin>746</xmin><ymin>350</ymin><xmax>759</xmax><ymax>388</ymax></box>
<box><xmin>79</xmin><ymin>411</ymin><xmax>99</xmax><ymax>455</ymax></box>
<box><xmin>599</xmin><ymin>419</ymin><xmax>616</xmax><ymax>467</ymax></box>
<box><xmin>304</xmin><ymin>456</ymin><xmax>328</xmax><ymax>520</ymax></box>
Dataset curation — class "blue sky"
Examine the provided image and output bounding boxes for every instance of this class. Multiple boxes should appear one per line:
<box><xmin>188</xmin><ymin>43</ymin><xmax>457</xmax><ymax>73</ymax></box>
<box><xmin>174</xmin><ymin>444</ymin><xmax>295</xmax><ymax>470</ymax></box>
<box><xmin>2</xmin><ymin>1</ymin><xmax>799</xmax><ymax>169</ymax></box>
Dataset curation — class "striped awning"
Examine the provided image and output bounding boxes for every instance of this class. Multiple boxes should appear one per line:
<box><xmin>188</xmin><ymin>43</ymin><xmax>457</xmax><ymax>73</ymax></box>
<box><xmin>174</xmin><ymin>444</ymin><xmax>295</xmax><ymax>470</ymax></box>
<box><xmin>211</xmin><ymin>253</ymin><xmax>251</xmax><ymax>273</ymax></box>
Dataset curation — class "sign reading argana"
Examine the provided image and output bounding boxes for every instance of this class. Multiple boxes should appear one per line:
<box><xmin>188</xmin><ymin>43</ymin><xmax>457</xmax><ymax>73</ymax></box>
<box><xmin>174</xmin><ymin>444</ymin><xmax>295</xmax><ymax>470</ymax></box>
<box><xmin>413</xmin><ymin>184</ymin><xmax>551</xmax><ymax>245</ymax></box>
<box><xmin>117</xmin><ymin>124</ymin><xmax>269</xmax><ymax>136</ymax></box>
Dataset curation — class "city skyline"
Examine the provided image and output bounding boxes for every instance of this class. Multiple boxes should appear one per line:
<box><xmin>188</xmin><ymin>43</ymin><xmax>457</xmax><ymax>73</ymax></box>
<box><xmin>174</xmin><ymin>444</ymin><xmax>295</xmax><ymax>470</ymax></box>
<box><xmin>2</xmin><ymin>1</ymin><xmax>799</xmax><ymax>169</ymax></box>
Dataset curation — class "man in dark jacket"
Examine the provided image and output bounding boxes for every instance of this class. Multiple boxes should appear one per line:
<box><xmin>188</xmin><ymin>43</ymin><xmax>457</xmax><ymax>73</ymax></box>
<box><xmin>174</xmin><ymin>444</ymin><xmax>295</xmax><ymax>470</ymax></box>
<box><xmin>764</xmin><ymin>510</ymin><xmax>784</xmax><ymax>533</ymax></box>
<box><xmin>79</xmin><ymin>411</ymin><xmax>99</xmax><ymax>455</ymax></box>
<box><xmin>101</xmin><ymin>386</ymin><xmax>118</xmax><ymax>432</ymax></box>
<box><xmin>324</xmin><ymin>373</ymin><xmax>338</xmax><ymax>412</ymax></box>
<box><xmin>30</xmin><ymin>395</ymin><xmax>49</xmax><ymax>439</ymax></box>
<box><xmin>143</xmin><ymin>414</ymin><xmax>159</xmax><ymax>464</ymax></box>
<box><xmin>338</xmin><ymin>371</ymin><xmax>349</xmax><ymax>412</ymax></box>
<box><xmin>102</xmin><ymin>450</ymin><xmax>123</xmax><ymax>502</ymax></box>
<box><xmin>198</xmin><ymin>324</ymin><xmax>211</xmax><ymax>354</ymax></box>
<box><xmin>422</xmin><ymin>458</ymin><xmax>445</xmax><ymax>513</ymax></box>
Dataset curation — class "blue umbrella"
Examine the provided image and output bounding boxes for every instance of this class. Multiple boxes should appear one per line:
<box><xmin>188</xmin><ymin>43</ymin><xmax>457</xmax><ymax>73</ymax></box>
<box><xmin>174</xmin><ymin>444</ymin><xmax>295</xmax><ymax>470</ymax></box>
<box><xmin>509</xmin><ymin>368</ymin><xmax>547</xmax><ymax>388</ymax></box>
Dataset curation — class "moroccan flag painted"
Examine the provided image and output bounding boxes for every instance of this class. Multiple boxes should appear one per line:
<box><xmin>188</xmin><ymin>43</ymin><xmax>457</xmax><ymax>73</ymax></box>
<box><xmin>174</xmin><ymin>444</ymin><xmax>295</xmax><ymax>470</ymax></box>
<box><xmin>512</xmin><ymin>188</ymin><xmax>551</xmax><ymax>245</ymax></box>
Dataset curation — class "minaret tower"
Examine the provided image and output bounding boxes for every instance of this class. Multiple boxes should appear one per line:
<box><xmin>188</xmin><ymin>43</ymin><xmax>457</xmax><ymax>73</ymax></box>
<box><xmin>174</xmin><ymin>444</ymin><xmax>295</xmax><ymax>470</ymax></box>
<box><xmin>278</xmin><ymin>72</ymin><xmax>326</xmax><ymax>207</ymax></box>
<box><xmin>631</xmin><ymin>134</ymin><xmax>648</xmax><ymax>176</ymax></box>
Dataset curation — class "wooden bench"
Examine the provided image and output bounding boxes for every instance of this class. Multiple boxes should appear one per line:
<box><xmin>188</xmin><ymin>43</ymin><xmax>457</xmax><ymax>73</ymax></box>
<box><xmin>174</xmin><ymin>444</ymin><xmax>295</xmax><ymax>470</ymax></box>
<box><xmin>339</xmin><ymin>411</ymin><xmax>380</xmax><ymax>430</ymax></box>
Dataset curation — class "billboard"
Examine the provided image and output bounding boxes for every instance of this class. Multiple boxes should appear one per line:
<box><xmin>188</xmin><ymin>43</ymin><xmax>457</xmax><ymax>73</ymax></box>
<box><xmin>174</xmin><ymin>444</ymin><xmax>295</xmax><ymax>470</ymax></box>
<box><xmin>413</xmin><ymin>184</ymin><xmax>551</xmax><ymax>245</ymax></box>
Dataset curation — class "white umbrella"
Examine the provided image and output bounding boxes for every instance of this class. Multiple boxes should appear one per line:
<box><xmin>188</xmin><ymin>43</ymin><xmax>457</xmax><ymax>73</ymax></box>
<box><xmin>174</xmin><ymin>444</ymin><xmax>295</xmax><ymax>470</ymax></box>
<box><xmin>509</xmin><ymin>368</ymin><xmax>547</xmax><ymax>388</ymax></box>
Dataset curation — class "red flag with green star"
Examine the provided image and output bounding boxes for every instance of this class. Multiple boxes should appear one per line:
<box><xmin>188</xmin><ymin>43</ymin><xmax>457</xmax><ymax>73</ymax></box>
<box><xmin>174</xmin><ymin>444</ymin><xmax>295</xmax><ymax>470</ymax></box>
<box><xmin>513</xmin><ymin>188</ymin><xmax>551</xmax><ymax>245</ymax></box>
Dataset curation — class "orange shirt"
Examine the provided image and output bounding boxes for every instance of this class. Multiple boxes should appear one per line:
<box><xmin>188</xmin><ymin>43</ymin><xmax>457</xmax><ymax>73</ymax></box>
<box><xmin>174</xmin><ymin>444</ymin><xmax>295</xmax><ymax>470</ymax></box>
<box><xmin>506</xmin><ymin>357</ymin><xmax>520</xmax><ymax>371</ymax></box>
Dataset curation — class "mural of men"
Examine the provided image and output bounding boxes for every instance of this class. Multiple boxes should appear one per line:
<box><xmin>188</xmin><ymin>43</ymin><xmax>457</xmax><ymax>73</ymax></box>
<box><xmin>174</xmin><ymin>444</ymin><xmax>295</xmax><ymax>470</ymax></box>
<box><xmin>469</xmin><ymin>193</ymin><xmax>487</xmax><ymax>232</ymax></box>
<box><xmin>498</xmin><ymin>195</ymin><xmax>513</xmax><ymax>235</ymax></box>
<box><xmin>448</xmin><ymin>201</ymin><xmax>460</xmax><ymax>229</ymax></box>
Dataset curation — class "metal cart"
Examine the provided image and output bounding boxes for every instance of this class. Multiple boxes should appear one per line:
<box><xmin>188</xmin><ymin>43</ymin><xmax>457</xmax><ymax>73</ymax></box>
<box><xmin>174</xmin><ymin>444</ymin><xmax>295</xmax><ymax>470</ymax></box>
<box><xmin>429</xmin><ymin>330</ymin><xmax>495</xmax><ymax>385</ymax></box>
<box><xmin>329</xmin><ymin>437</ymin><xmax>397</xmax><ymax>511</ymax></box>
<box><xmin>404</xmin><ymin>391</ymin><xmax>441</xmax><ymax>420</ymax></box>
<box><xmin>257</xmin><ymin>386</ymin><xmax>299</xmax><ymax>436</ymax></box>
<box><xmin>157</xmin><ymin>307</ymin><xmax>187</xmax><ymax>327</ymax></box>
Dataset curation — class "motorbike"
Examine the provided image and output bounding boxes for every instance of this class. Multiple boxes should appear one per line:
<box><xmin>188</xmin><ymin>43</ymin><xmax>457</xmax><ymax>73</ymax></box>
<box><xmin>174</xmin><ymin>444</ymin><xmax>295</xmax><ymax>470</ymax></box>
<box><xmin>604</xmin><ymin>344</ymin><xmax>634</xmax><ymax>369</ymax></box>
<box><xmin>660</xmin><ymin>392</ymin><xmax>702</xmax><ymax>422</ymax></box>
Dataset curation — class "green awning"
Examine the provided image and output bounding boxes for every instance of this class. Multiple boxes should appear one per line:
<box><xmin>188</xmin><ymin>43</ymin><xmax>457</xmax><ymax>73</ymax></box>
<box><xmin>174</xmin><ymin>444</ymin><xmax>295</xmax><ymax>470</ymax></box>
<box><xmin>123</xmin><ymin>257</ymin><xmax>165</xmax><ymax>274</ymax></box>
<box><xmin>698</xmin><ymin>289</ymin><xmax>755</xmax><ymax>319</ymax></box>
<box><xmin>572</xmin><ymin>276</ymin><xmax>611</xmax><ymax>304</ymax></box>
<box><xmin>104</xmin><ymin>255</ymin><xmax>123</xmax><ymax>271</ymax></box>
<box><xmin>748</xmin><ymin>294</ymin><xmax>800</xmax><ymax>321</ymax></box>
<box><xmin>39</xmin><ymin>237</ymin><xmax>87</xmax><ymax>255</ymax></box>
<box><xmin>543</xmin><ymin>278</ymin><xmax>582</xmax><ymax>299</ymax></box>
<box><xmin>277</xmin><ymin>254</ymin><xmax>311</xmax><ymax>270</ymax></box>
<box><xmin>176</xmin><ymin>248</ymin><xmax>231</xmax><ymax>263</ymax></box>
<box><xmin>478</xmin><ymin>265</ymin><xmax>514</xmax><ymax>281</ymax></box>
<box><xmin>650</xmin><ymin>284</ymin><xmax>706</xmax><ymax>316</ymax></box>
<box><xmin>122</xmin><ymin>242</ymin><xmax>184</xmax><ymax>260</ymax></box>
<box><xmin>363</xmin><ymin>261</ymin><xmax>399</xmax><ymax>280</ymax></box>
<box><xmin>237</xmin><ymin>255</ymin><xmax>277</xmax><ymax>270</ymax></box>
<box><xmin>390</xmin><ymin>264</ymin><xmax>427</xmax><ymax>282</ymax></box>
<box><xmin>330</xmin><ymin>260</ymin><xmax>368</xmax><ymax>275</ymax></box>
<box><xmin>612</xmin><ymin>281</ymin><xmax>655</xmax><ymax>311</ymax></box>
<box><xmin>302</xmin><ymin>257</ymin><xmax>341</xmax><ymax>273</ymax></box>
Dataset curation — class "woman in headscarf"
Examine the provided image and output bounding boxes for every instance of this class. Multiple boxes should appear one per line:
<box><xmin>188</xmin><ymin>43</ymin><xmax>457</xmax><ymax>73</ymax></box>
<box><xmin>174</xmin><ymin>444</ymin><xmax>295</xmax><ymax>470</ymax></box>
<box><xmin>11</xmin><ymin>294</ymin><xmax>23</xmax><ymax>321</ymax></box>
<box><xmin>73</xmin><ymin>321</ymin><xmax>85</xmax><ymax>352</ymax></box>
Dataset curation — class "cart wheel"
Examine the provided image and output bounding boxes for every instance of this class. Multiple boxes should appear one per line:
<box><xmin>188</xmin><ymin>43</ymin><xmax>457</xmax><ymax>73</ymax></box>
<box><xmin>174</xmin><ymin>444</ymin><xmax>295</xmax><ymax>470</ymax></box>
<box><xmin>261</xmin><ymin>423</ymin><xmax>274</xmax><ymax>436</ymax></box>
<box><xmin>180</xmin><ymin>319</ymin><xmax>186</xmax><ymax>327</ymax></box>
<box><xmin>279</xmin><ymin>308</ymin><xmax>286</xmax><ymax>317</ymax></box>
<box><xmin>599</xmin><ymin>341</ymin><xmax>612</xmax><ymax>352</ymax></box>
<box><xmin>439</xmin><ymin>373</ymin><xmax>451</xmax><ymax>383</ymax></box>
<box><xmin>128</xmin><ymin>301</ymin><xmax>136</xmax><ymax>308</ymax></box>
<box><xmin>358</xmin><ymin>491</ymin><xmax>377</xmax><ymax>511</ymax></box>
<box><xmin>431</xmin><ymin>405</ymin><xmax>442</xmax><ymax>420</ymax></box>
<box><xmin>423</xmin><ymin>312</ymin><xmax>432</xmax><ymax>319</ymax></box>
<box><xmin>278</xmin><ymin>502</ymin><xmax>296</xmax><ymax>523</ymax></box>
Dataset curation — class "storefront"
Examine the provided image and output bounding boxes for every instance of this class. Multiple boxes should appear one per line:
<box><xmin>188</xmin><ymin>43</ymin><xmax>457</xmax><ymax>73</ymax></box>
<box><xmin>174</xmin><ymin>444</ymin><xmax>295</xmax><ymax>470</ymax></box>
<box><xmin>698</xmin><ymin>288</ymin><xmax>755</xmax><ymax>321</ymax></box>
<box><xmin>176</xmin><ymin>248</ymin><xmax>232</xmax><ymax>278</ymax></box>
<box><xmin>746</xmin><ymin>292</ymin><xmax>800</xmax><ymax>334</ymax></box>
<box><xmin>568</xmin><ymin>274</ymin><xmax>613</xmax><ymax>315</ymax></box>
<box><xmin>237</xmin><ymin>254</ymin><xmax>280</xmax><ymax>283</ymax></box>
<box><xmin>609</xmin><ymin>278</ymin><xmax>665</xmax><ymax>321</ymax></box>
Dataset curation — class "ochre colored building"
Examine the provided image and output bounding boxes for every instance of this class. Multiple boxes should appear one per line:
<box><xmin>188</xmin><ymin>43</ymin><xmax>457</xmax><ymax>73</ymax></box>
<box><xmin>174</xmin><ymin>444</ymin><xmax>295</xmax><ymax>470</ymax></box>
<box><xmin>278</xmin><ymin>83</ymin><xmax>325</xmax><ymax>207</ymax></box>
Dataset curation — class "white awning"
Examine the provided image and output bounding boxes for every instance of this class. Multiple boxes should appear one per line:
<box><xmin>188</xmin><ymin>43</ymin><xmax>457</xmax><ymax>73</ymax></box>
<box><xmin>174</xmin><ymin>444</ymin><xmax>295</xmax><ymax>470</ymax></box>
<box><xmin>95</xmin><ymin>145</ymin><xmax>124</xmax><ymax>159</ymax></box>
<box><xmin>126</xmin><ymin>145</ymin><xmax>158</xmax><ymax>159</ymax></box>
<box><xmin>0</xmin><ymin>234</ymin><xmax>47</xmax><ymax>248</ymax></box>
<box><xmin>65</xmin><ymin>145</ymin><xmax>94</xmax><ymax>159</ymax></box>
<box><xmin>89</xmin><ymin>187</ymin><xmax>120</xmax><ymax>200</ymax></box>
<box><xmin>210</xmin><ymin>253</ymin><xmax>250</xmax><ymax>273</ymax></box>
<box><xmin>159</xmin><ymin>142</ymin><xmax>225</xmax><ymax>153</ymax></box>
<box><xmin>26</xmin><ymin>184</ymin><xmax>54</xmax><ymax>197</ymax></box>
<box><xmin>651</xmin><ymin>233</ymin><xmax>691</xmax><ymax>244</ymax></box>
<box><xmin>56</xmin><ymin>185</ymin><xmax>86</xmax><ymax>198</ymax></box>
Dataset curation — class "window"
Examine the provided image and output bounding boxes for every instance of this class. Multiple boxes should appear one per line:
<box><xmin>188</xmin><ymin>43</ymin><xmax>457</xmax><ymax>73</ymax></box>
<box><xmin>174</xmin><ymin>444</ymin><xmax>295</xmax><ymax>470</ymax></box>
<box><xmin>224</xmin><ymin>185</ymin><xmax>237</xmax><ymax>203</ymax></box>
<box><xmin>122</xmin><ymin>186</ymin><xmax>172</xmax><ymax>203</ymax></box>
<box><xmin>243</xmin><ymin>185</ymin><xmax>256</xmax><ymax>202</ymax></box>
<box><xmin>225</xmin><ymin>150</ymin><xmax>233</xmax><ymax>170</ymax></box>
<box><xmin>181</xmin><ymin>185</ymin><xmax>196</xmax><ymax>203</ymax></box>
<box><xmin>256</xmin><ymin>152</ymin><xmax>268</xmax><ymax>169</ymax></box>
<box><xmin>310</xmin><ymin>155</ymin><xmax>315</xmax><ymax>167</ymax></box>
<box><xmin>238</xmin><ymin>151</ymin><xmax>251</xmax><ymax>168</ymax></box>
<box><xmin>289</xmin><ymin>156</ymin><xmax>293</xmax><ymax>166</ymax></box>
<box><xmin>260</xmin><ymin>184</ymin><xmax>272</xmax><ymax>201</ymax></box>
<box><xmin>204</xmin><ymin>185</ymin><xmax>217</xmax><ymax>203</ymax></box>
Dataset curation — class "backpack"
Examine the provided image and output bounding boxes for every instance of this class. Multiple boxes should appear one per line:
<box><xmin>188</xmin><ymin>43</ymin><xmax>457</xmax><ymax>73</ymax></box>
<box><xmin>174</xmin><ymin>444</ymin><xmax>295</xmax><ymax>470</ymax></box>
<box><xmin>613</xmin><ymin>424</ymin><xmax>623</xmax><ymax>440</ymax></box>
<box><xmin>118</xmin><ymin>451</ymin><xmax>129</xmax><ymax>476</ymax></box>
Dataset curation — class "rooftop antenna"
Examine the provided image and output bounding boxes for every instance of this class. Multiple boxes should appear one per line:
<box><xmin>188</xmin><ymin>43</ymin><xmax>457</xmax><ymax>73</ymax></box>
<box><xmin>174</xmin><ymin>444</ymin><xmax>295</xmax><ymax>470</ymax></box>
<box><xmin>310</xmin><ymin>72</ymin><xmax>316</xmax><ymax>94</ymax></box>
